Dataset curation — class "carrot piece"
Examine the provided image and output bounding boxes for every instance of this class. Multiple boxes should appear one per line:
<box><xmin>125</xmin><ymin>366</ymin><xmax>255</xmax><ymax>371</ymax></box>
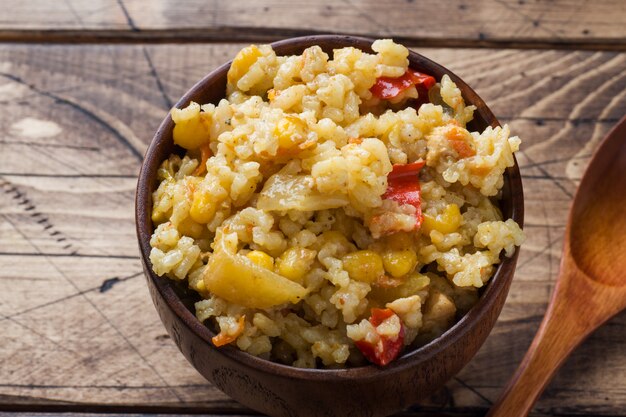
<box><xmin>212</xmin><ymin>315</ymin><xmax>245</xmax><ymax>347</ymax></box>
<box><xmin>192</xmin><ymin>143</ymin><xmax>212</xmax><ymax>176</ymax></box>
<box><xmin>447</xmin><ymin>127</ymin><xmax>476</xmax><ymax>159</ymax></box>
<box><xmin>449</xmin><ymin>139</ymin><xmax>476</xmax><ymax>158</ymax></box>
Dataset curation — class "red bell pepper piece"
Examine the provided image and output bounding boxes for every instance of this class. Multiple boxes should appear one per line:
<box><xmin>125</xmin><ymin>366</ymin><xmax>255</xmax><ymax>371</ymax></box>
<box><xmin>354</xmin><ymin>308</ymin><xmax>405</xmax><ymax>366</ymax></box>
<box><xmin>370</xmin><ymin>69</ymin><xmax>436</xmax><ymax>100</ymax></box>
<box><xmin>382</xmin><ymin>161</ymin><xmax>425</xmax><ymax>230</ymax></box>
<box><xmin>369</xmin><ymin>307</ymin><xmax>396</xmax><ymax>326</ymax></box>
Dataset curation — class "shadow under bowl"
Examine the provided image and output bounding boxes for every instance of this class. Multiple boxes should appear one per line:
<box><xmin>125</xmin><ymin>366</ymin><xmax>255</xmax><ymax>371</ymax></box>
<box><xmin>135</xmin><ymin>35</ymin><xmax>524</xmax><ymax>417</ymax></box>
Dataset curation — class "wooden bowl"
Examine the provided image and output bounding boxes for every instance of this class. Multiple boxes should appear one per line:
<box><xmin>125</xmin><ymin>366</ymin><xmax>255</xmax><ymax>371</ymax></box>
<box><xmin>136</xmin><ymin>35</ymin><xmax>524</xmax><ymax>417</ymax></box>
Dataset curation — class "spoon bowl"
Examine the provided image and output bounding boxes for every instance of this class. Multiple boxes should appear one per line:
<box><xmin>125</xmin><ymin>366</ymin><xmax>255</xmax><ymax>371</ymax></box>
<box><xmin>488</xmin><ymin>115</ymin><xmax>626</xmax><ymax>417</ymax></box>
<box><xmin>570</xmin><ymin>121</ymin><xmax>626</xmax><ymax>286</ymax></box>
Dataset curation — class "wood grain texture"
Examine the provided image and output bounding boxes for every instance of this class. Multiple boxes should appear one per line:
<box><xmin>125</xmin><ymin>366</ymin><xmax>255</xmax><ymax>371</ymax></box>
<box><xmin>0</xmin><ymin>43</ymin><xmax>625</xmax><ymax>416</ymax></box>
<box><xmin>0</xmin><ymin>0</ymin><xmax>624</xmax><ymax>50</ymax></box>
<box><xmin>488</xmin><ymin>117</ymin><xmax>626</xmax><ymax>416</ymax></box>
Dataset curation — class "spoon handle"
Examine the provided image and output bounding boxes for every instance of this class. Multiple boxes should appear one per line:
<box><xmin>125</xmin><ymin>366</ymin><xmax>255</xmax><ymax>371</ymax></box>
<box><xmin>486</xmin><ymin>268</ymin><xmax>600</xmax><ymax>417</ymax></box>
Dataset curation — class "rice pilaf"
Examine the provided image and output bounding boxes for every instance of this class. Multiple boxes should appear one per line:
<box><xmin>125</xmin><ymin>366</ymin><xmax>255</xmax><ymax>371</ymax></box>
<box><xmin>148</xmin><ymin>39</ymin><xmax>524</xmax><ymax>368</ymax></box>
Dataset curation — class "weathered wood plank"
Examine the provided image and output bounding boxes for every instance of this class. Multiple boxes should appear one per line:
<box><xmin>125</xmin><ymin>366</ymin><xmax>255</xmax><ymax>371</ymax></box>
<box><xmin>0</xmin><ymin>43</ymin><xmax>624</xmax><ymax>416</ymax></box>
<box><xmin>0</xmin><ymin>0</ymin><xmax>624</xmax><ymax>49</ymax></box>
<box><xmin>0</xmin><ymin>176</ymin><xmax>138</xmax><ymax>257</ymax></box>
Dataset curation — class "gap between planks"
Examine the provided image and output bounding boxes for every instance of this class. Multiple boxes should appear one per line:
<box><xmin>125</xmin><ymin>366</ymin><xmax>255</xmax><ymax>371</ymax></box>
<box><xmin>0</xmin><ymin>29</ymin><xmax>625</xmax><ymax>52</ymax></box>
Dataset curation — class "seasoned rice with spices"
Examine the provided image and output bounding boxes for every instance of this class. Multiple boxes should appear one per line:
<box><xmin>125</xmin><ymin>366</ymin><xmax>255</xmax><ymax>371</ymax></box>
<box><xmin>148</xmin><ymin>39</ymin><xmax>524</xmax><ymax>368</ymax></box>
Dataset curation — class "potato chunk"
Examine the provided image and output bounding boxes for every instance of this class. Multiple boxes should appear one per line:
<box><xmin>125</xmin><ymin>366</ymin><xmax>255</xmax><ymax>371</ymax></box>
<box><xmin>203</xmin><ymin>240</ymin><xmax>308</xmax><ymax>309</ymax></box>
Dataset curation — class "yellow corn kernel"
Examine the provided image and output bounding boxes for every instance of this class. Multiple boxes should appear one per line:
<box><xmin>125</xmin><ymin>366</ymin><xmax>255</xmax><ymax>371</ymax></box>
<box><xmin>189</xmin><ymin>189</ymin><xmax>216</xmax><ymax>224</ymax></box>
<box><xmin>177</xmin><ymin>216</ymin><xmax>205</xmax><ymax>239</ymax></box>
<box><xmin>246</xmin><ymin>250</ymin><xmax>274</xmax><ymax>270</ymax></box>
<box><xmin>276</xmin><ymin>246</ymin><xmax>316</xmax><ymax>284</ymax></box>
<box><xmin>151</xmin><ymin>207</ymin><xmax>171</xmax><ymax>225</ymax></box>
<box><xmin>227</xmin><ymin>45</ymin><xmax>263</xmax><ymax>87</ymax></box>
<box><xmin>382</xmin><ymin>232</ymin><xmax>414</xmax><ymax>251</ymax></box>
<box><xmin>342</xmin><ymin>250</ymin><xmax>384</xmax><ymax>284</ymax></box>
<box><xmin>382</xmin><ymin>249</ymin><xmax>418</xmax><ymax>278</ymax></box>
<box><xmin>171</xmin><ymin>102</ymin><xmax>210</xmax><ymax>150</ymax></box>
<box><xmin>274</xmin><ymin>116</ymin><xmax>306</xmax><ymax>150</ymax></box>
<box><xmin>422</xmin><ymin>203</ymin><xmax>462</xmax><ymax>235</ymax></box>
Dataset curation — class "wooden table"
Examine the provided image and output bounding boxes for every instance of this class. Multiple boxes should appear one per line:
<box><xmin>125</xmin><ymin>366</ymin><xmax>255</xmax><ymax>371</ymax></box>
<box><xmin>1</xmin><ymin>1</ymin><xmax>624</xmax><ymax>416</ymax></box>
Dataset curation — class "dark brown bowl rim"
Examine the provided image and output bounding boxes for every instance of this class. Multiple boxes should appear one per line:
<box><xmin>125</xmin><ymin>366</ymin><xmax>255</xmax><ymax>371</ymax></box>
<box><xmin>136</xmin><ymin>34</ymin><xmax>524</xmax><ymax>381</ymax></box>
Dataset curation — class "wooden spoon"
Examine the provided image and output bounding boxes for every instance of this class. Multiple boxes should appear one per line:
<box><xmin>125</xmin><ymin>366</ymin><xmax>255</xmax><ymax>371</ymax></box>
<box><xmin>487</xmin><ymin>115</ymin><xmax>626</xmax><ymax>417</ymax></box>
